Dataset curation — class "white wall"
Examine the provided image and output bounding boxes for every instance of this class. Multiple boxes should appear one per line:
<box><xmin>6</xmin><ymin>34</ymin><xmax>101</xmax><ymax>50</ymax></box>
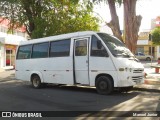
<box><xmin>157</xmin><ymin>46</ymin><xmax>160</xmax><ymax>59</ymax></box>
<box><xmin>0</xmin><ymin>33</ymin><xmax>27</xmax><ymax>68</ymax></box>
<box><xmin>137</xmin><ymin>40</ymin><xmax>149</xmax><ymax>45</ymax></box>
<box><xmin>0</xmin><ymin>45</ymin><xmax>5</xmax><ymax>68</ymax></box>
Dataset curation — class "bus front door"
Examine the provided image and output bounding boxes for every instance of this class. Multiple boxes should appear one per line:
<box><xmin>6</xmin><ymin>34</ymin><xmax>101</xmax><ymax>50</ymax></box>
<box><xmin>74</xmin><ymin>38</ymin><xmax>90</xmax><ymax>85</ymax></box>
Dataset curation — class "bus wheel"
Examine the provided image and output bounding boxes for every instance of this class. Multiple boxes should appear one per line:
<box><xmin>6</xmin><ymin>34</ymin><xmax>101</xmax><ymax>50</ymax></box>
<box><xmin>31</xmin><ymin>75</ymin><xmax>42</xmax><ymax>89</ymax></box>
<box><xmin>96</xmin><ymin>76</ymin><xmax>113</xmax><ymax>95</ymax></box>
<box><xmin>146</xmin><ymin>57</ymin><xmax>151</xmax><ymax>61</ymax></box>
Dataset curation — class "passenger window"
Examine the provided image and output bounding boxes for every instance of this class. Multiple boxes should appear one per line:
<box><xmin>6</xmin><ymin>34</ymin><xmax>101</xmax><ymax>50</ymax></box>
<box><xmin>17</xmin><ymin>45</ymin><xmax>32</xmax><ymax>59</ymax></box>
<box><xmin>75</xmin><ymin>40</ymin><xmax>87</xmax><ymax>56</ymax></box>
<box><xmin>50</xmin><ymin>40</ymin><xmax>70</xmax><ymax>57</ymax></box>
<box><xmin>91</xmin><ymin>35</ymin><xmax>108</xmax><ymax>57</ymax></box>
<box><xmin>139</xmin><ymin>53</ymin><xmax>145</xmax><ymax>56</ymax></box>
<box><xmin>32</xmin><ymin>42</ymin><xmax>49</xmax><ymax>58</ymax></box>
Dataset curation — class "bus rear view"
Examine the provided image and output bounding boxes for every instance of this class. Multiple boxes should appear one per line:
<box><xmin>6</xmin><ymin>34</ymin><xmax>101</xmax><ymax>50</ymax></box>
<box><xmin>15</xmin><ymin>31</ymin><xmax>144</xmax><ymax>95</ymax></box>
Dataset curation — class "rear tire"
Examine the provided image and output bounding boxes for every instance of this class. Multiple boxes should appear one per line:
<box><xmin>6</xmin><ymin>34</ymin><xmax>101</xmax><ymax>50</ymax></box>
<box><xmin>95</xmin><ymin>76</ymin><xmax>113</xmax><ymax>95</ymax></box>
<box><xmin>31</xmin><ymin>75</ymin><xmax>42</xmax><ymax>89</ymax></box>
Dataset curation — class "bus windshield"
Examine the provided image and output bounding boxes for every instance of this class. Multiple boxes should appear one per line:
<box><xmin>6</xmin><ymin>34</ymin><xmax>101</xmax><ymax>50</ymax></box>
<box><xmin>97</xmin><ymin>33</ymin><xmax>134</xmax><ymax>58</ymax></box>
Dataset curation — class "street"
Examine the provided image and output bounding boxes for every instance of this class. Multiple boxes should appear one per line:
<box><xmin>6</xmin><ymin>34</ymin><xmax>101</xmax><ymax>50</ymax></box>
<box><xmin>0</xmin><ymin>69</ymin><xmax>160</xmax><ymax>120</ymax></box>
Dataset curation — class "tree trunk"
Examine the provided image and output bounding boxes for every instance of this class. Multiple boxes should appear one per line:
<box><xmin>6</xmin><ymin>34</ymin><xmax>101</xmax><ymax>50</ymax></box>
<box><xmin>123</xmin><ymin>0</ymin><xmax>142</xmax><ymax>53</ymax></box>
<box><xmin>107</xmin><ymin>0</ymin><xmax>123</xmax><ymax>42</ymax></box>
<box><xmin>21</xmin><ymin>0</ymin><xmax>35</xmax><ymax>38</ymax></box>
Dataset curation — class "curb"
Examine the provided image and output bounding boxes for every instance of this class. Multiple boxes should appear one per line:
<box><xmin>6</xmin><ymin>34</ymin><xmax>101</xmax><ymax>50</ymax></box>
<box><xmin>0</xmin><ymin>69</ymin><xmax>14</xmax><ymax>73</ymax></box>
<box><xmin>0</xmin><ymin>69</ymin><xmax>5</xmax><ymax>73</ymax></box>
<box><xmin>144</xmin><ymin>79</ymin><xmax>160</xmax><ymax>85</ymax></box>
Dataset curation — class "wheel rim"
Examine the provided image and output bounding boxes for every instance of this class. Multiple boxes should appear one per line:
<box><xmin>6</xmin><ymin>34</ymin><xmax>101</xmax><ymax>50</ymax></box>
<box><xmin>99</xmin><ymin>81</ymin><xmax>108</xmax><ymax>91</ymax></box>
<box><xmin>32</xmin><ymin>78</ymin><xmax>39</xmax><ymax>87</ymax></box>
<box><xmin>146</xmin><ymin>58</ymin><xmax>151</xmax><ymax>61</ymax></box>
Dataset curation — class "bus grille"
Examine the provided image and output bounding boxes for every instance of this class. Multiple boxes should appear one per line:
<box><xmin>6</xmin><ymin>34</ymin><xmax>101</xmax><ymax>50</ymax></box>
<box><xmin>133</xmin><ymin>69</ymin><xmax>144</xmax><ymax>73</ymax></box>
<box><xmin>132</xmin><ymin>76</ymin><xmax>143</xmax><ymax>82</ymax></box>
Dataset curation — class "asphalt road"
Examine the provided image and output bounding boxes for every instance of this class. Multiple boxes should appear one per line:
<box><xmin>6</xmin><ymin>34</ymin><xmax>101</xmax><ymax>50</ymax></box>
<box><xmin>0</xmin><ymin>70</ymin><xmax>160</xmax><ymax>120</ymax></box>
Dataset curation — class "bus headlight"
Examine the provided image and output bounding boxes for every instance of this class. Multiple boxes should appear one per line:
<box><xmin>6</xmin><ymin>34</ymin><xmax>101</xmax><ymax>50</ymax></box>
<box><xmin>119</xmin><ymin>68</ymin><xmax>125</xmax><ymax>71</ymax></box>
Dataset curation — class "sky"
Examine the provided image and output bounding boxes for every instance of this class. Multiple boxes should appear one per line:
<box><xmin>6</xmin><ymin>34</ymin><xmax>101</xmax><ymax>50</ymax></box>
<box><xmin>94</xmin><ymin>0</ymin><xmax>160</xmax><ymax>32</ymax></box>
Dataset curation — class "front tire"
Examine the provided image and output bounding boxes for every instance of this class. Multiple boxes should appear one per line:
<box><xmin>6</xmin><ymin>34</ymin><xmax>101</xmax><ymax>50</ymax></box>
<box><xmin>146</xmin><ymin>57</ymin><xmax>151</xmax><ymax>61</ymax></box>
<box><xmin>96</xmin><ymin>76</ymin><xmax>113</xmax><ymax>95</ymax></box>
<box><xmin>31</xmin><ymin>75</ymin><xmax>42</xmax><ymax>89</ymax></box>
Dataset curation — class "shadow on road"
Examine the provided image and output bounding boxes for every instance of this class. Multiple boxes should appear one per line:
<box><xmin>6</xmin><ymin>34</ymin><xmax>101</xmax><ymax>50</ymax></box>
<box><xmin>0</xmin><ymin>79</ymin><xmax>139</xmax><ymax>112</ymax></box>
<box><xmin>133</xmin><ymin>87</ymin><xmax>160</xmax><ymax>93</ymax></box>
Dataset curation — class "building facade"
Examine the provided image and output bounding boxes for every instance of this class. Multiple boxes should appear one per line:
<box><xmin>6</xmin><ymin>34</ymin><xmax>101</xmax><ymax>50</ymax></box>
<box><xmin>137</xmin><ymin>30</ymin><xmax>157</xmax><ymax>59</ymax></box>
<box><xmin>137</xmin><ymin>16</ymin><xmax>160</xmax><ymax>60</ymax></box>
<box><xmin>0</xmin><ymin>18</ymin><xmax>27</xmax><ymax>69</ymax></box>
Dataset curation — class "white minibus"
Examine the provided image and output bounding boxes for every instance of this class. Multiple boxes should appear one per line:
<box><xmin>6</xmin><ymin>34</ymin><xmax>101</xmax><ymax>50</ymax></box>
<box><xmin>15</xmin><ymin>31</ymin><xmax>144</xmax><ymax>94</ymax></box>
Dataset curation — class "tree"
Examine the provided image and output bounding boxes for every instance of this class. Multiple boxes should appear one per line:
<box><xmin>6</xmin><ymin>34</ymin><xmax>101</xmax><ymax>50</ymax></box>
<box><xmin>151</xmin><ymin>27</ymin><xmax>160</xmax><ymax>45</ymax></box>
<box><xmin>0</xmin><ymin>0</ymin><xmax>99</xmax><ymax>39</ymax></box>
<box><xmin>40</xmin><ymin>0</ymin><xmax>99</xmax><ymax>37</ymax></box>
<box><xmin>0</xmin><ymin>0</ymin><xmax>21</xmax><ymax>33</ymax></box>
<box><xmin>123</xmin><ymin>0</ymin><xmax>142</xmax><ymax>53</ymax></box>
<box><xmin>93</xmin><ymin>0</ymin><xmax>142</xmax><ymax>53</ymax></box>
<box><xmin>106</xmin><ymin>0</ymin><xmax>123</xmax><ymax>41</ymax></box>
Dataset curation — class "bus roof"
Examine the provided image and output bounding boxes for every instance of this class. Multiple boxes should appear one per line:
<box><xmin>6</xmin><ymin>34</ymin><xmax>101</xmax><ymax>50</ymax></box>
<box><xmin>19</xmin><ymin>31</ymin><xmax>98</xmax><ymax>45</ymax></box>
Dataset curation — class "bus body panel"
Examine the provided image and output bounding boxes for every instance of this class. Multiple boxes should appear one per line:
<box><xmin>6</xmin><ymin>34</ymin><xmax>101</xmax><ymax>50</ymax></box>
<box><xmin>89</xmin><ymin>57</ymin><xmax>118</xmax><ymax>87</ymax></box>
<box><xmin>41</xmin><ymin>57</ymin><xmax>74</xmax><ymax>84</ymax></box>
<box><xmin>16</xmin><ymin>57</ymin><xmax>74</xmax><ymax>85</ymax></box>
<box><xmin>16</xmin><ymin>59</ymin><xmax>35</xmax><ymax>81</ymax></box>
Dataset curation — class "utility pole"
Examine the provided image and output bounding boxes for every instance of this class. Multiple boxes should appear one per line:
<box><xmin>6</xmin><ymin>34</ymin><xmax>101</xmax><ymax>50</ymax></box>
<box><xmin>149</xmin><ymin>34</ymin><xmax>153</xmax><ymax>66</ymax></box>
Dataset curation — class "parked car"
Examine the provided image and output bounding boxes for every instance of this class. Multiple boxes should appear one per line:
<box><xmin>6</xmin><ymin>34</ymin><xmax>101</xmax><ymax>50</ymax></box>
<box><xmin>135</xmin><ymin>52</ymin><xmax>153</xmax><ymax>61</ymax></box>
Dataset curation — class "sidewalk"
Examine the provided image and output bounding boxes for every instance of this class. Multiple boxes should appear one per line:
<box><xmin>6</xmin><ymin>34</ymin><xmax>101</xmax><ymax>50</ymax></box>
<box><xmin>143</xmin><ymin>67</ymin><xmax>160</xmax><ymax>86</ymax></box>
<box><xmin>0</xmin><ymin>68</ymin><xmax>5</xmax><ymax>73</ymax></box>
<box><xmin>0</xmin><ymin>66</ymin><xmax>14</xmax><ymax>73</ymax></box>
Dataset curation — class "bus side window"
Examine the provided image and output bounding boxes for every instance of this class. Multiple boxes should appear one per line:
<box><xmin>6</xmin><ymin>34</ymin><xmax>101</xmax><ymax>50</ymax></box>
<box><xmin>50</xmin><ymin>40</ymin><xmax>70</xmax><ymax>57</ymax></box>
<box><xmin>17</xmin><ymin>45</ymin><xmax>32</xmax><ymax>59</ymax></box>
<box><xmin>32</xmin><ymin>42</ymin><xmax>49</xmax><ymax>58</ymax></box>
<box><xmin>91</xmin><ymin>35</ymin><xmax>109</xmax><ymax>57</ymax></box>
<box><xmin>75</xmin><ymin>40</ymin><xmax>87</xmax><ymax>56</ymax></box>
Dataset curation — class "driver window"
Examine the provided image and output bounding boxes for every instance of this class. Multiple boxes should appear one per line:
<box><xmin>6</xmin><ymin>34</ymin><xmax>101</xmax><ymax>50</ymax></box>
<box><xmin>91</xmin><ymin>35</ymin><xmax>109</xmax><ymax>57</ymax></box>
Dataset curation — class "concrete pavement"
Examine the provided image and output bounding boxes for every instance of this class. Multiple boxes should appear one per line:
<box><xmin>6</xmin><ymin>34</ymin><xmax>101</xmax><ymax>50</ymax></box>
<box><xmin>0</xmin><ymin>66</ymin><xmax>14</xmax><ymax>73</ymax></box>
<box><xmin>0</xmin><ymin>68</ymin><xmax>4</xmax><ymax>73</ymax></box>
<box><xmin>143</xmin><ymin>62</ymin><xmax>160</xmax><ymax>86</ymax></box>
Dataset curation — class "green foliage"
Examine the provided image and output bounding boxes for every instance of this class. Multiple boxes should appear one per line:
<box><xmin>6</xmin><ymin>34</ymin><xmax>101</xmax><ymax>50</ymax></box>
<box><xmin>43</xmin><ymin>1</ymin><xmax>99</xmax><ymax>37</ymax></box>
<box><xmin>151</xmin><ymin>27</ymin><xmax>160</xmax><ymax>45</ymax></box>
<box><xmin>0</xmin><ymin>0</ymin><xmax>100</xmax><ymax>39</ymax></box>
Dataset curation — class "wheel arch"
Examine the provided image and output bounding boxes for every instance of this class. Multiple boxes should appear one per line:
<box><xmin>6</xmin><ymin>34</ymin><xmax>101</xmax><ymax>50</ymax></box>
<box><xmin>95</xmin><ymin>73</ymin><xmax>114</xmax><ymax>87</ymax></box>
<box><xmin>30</xmin><ymin>71</ymin><xmax>44</xmax><ymax>83</ymax></box>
